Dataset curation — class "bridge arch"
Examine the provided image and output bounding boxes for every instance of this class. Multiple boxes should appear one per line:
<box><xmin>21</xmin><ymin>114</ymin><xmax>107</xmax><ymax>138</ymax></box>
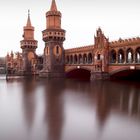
<box><xmin>65</xmin><ymin>67</ymin><xmax>91</xmax><ymax>80</ymax></box>
<box><xmin>110</xmin><ymin>67</ymin><xmax>140</xmax><ymax>80</ymax></box>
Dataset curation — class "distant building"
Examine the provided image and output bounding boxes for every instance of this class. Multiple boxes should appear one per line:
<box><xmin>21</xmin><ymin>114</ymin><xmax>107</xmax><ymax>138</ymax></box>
<box><xmin>0</xmin><ymin>57</ymin><xmax>6</xmax><ymax>74</ymax></box>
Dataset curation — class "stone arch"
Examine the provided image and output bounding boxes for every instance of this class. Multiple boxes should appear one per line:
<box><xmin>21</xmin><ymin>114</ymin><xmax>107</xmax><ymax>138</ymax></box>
<box><xmin>110</xmin><ymin>49</ymin><xmax>117</xmax><ymax>63</ymax></box>
<box><xmin>110</xmin><ymin>67</ymin><xmax>131</xmax><ymax>76</ymax></box>
<box><xmin>66</xmin><ymin>66</ymin><xmax>92</xmax><ymax>73</ymax></box>
<box><xmin>88</xmin><ymin>53</ymin><xmax>93</xmax><ymax>64</ymax></box>
<box><xmin>126</xmin><ymin>48</ymin><xmax>133</xmax><ymax>63</ymax></box>
<box><xmin>65</xmin><ymin>66</ymin><xmax>91</xmax><ymax>80</ymax></box>
<box><xmin>118</xmin><ymin>49</ymin><xmax>125</xmax><ymax>63</ymax></box>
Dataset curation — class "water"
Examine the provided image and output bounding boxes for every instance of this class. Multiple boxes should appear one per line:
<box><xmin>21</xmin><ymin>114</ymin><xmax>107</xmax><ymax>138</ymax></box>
<box><xmin>0</xmin><ymin>75</ymin><xmax>140</xmax><ymax>140</ymax></box>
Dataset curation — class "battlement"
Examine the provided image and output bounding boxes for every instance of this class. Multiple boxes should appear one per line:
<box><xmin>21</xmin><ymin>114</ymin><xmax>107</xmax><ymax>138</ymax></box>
<box><xmin>65</xmin><ymin>45</ymin><xmax>94</xmax><ymax>54</ymax></box>
<box><xmin>109</xmin><ymin>37</ymin><xmax>140</xmax><ymax>48</ymax></box>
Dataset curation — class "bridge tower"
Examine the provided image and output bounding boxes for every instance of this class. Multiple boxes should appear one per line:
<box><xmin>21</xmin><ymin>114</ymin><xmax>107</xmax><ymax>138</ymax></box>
<box><xmin>40</xmin><ymin>0</ymin><xmax>66</xmax><ymax>78</ymax></box>
<box><xmin>91</xmin><ymin>28</ymin><xmax>110</xmax><ymax>80</ymax></box>
<box><xmin>20</xmin><ymin>10</ymin><xmax>38</xmax><ymax>75</ymax></box>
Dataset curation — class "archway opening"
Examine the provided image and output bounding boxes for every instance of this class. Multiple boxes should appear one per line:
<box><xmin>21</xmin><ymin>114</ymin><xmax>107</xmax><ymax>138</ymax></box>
<box><xmin>136</xmin><ymin>47</ymin><xmax>140</xmax><ymax>63</ymax></box>
<box><xmin>126</xmin><ymin>48</ymin><xmax>133</xmax><ymax>63</ymax></box>
<box><xmin>111</xmin><ymin>70</ymin><xmax>140</xmax><ymax>81</ymax></box>
<box><xmin>66</xmin><ymin>68</ymin><xmax>91</xmax><ymax>81</ymax></box>
<box><xmin>118</xmin><ymin>49</ymin><xmax>125</xmax><ymax>63</ymax></box>
<box><xmin>110</xmin><ymin>50</ymin><xmax>116</xmax><ymax>63</ymax></box>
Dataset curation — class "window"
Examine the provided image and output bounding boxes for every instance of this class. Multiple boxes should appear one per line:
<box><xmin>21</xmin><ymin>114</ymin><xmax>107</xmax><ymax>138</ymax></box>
<box><xmin>97</xmin><ymin>54</ymin><xmax>100</xmax><ymax>60</ymax></box>
<box><xmin>56</xmin><ymin>46</ymin><xmax>59</xmax><ymax>54</ymax></box>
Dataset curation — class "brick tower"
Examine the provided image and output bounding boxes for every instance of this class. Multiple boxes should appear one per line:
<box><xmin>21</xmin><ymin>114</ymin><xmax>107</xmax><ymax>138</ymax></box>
<box><xmin>20</xmin><ymin>10</ymin><xmax>38</xmax><ymax>75</ymax></box>
<box><xmin>40</xmin><ymin>0</ymin><xmax>66</xmax><ymax>78</ymax></box>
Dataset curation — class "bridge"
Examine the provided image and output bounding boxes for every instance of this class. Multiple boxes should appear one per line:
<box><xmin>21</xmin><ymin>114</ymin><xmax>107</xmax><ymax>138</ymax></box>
<box><xmin>64</xmin><ymin>28</ymin><xmax>140</xmax><ymax>80</ymax></box>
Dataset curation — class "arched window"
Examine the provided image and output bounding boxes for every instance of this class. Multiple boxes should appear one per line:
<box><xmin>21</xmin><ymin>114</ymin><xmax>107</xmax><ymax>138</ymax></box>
<box><xmin>56</xmin><ymin>46</ymin><xmax>59</xmax><ymax>54</ymax></box>
<box><xmin>97</xmin><ymin>54</ymin><xmax>101</xmax><ymax>60</ymax></box>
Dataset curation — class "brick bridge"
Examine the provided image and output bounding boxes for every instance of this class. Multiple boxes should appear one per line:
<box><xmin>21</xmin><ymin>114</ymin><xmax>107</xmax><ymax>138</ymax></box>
<box><xmin>64</xmin><ymin>28</ymin><xmax>140</xmax><ymax>80</ymax></box>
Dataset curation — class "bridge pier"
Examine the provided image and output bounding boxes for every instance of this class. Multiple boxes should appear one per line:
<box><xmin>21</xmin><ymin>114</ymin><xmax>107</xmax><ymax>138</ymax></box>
<box><xmin>90</xmin><ymin>71</ymin><xmax>110</xmax><ymax>81</ymax></box>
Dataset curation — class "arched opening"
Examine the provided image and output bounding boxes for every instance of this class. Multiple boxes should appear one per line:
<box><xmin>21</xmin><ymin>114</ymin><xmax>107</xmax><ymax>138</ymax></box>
<box><xmin>70</xmin><ymin>55</ymin><xmax>73</xmax><ymax>64</ymax></box>
<box><xmin>126</xmin><ymin>48</ymin><xmax>133</xmax><ymax>63</ymax></box>
<box><xmin>74</xmin><ymin>54</ymin><xmax>78</xmax><ymax>64</ymax></box>
<box><xmin>88</xmin><ymin>53</ymin><xmax>93</xmax><ymax>64</ymax></box>
<box><xmin>118</xmin><ymin>49</ymin><xmax>125</xmax><ymax>63</ymax></box>
<box><xmin>78</xmin><ymin>54</ymin><xmax>82</xmax><ymax>64</ymax></box>
<box><xmin>111</xmin><ymin>69</ymin><xmax>140</xmax><ymax>81</ymax></box>
<box><xmin>135</xmin><ymin>47</ymin><xmax>140</xmax><ymax>63</ymax></box>
<box><xmin>66</xmin><ymin>55</ymin><xmax>69</xmax><ymax>64</ymax></box>
<box><xmin>110</xmin><ymin>50</ymin><xmax>116</xmax><ymax>63</ymax></box>
<box><xmin>83</xmin><ymin>54</ymin><xmax>87</xmax><ymax>64</ymax></box>
<box><xmin>66</xmin><ymin>68</ymin><xmax>91</xmax><ymax>81</ymax></box>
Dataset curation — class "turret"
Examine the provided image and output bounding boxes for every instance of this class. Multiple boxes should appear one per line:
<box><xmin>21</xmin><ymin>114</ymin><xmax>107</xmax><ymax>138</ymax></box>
<box><xmin>23</xmin><ymin>10</ymin><xmax>34</xmax><ymax>40</ymax></box>
<box><xmin>40</xmin><ymin>0</ymin><xmax>66</xmax><ymax>78</ymax></box>
<box><xmin>46</xmin><ymin>0</ymin><xmax>61</xmax><ymax>29</ymax></box>
<box><xmin>20</xmin><ymin>10</ymin><xmax>38</xmax><ymax>75</ymax></box>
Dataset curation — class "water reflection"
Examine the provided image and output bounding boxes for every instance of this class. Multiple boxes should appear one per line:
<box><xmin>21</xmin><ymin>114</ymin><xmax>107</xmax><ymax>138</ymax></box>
<box><xmin>44</xmin><ymin>79</ymin><xmax>65</xmax><ymax>140</ymax></box>
<box><xmin>22</xmin><ymin>78</ymin><xmax>36</xmax><ymax>131</ymax></box>
<box><xmin>0</xmin><ymin>77</ymin><xmax>140</xmax><ymax>140</ymax></box>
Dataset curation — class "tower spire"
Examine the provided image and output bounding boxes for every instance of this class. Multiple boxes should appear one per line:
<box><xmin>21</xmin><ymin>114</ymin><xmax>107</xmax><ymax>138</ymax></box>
<box><xmin>26</xmin><ymin>9</ymin><xmax>32</xmax><ymax>27</ymax></box>
<box><xmin>50</xmin><ymin>0</ymin><xmax>57</xmax><ymax>11</ymax></box>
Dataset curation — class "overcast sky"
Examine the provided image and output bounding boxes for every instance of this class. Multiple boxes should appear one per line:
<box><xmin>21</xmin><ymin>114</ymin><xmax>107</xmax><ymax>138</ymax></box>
<box><xmin>0</xmin><ymin>0</ymin><xmax>140</xmax><ymax>57</ymax></box>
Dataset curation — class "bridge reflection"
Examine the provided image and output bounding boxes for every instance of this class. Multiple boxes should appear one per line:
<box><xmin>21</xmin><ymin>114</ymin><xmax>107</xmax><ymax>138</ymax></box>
<box><xmin>3</xmin><ymin>77</ymin><xmax>140</xmax><ymax>140</ymax></box>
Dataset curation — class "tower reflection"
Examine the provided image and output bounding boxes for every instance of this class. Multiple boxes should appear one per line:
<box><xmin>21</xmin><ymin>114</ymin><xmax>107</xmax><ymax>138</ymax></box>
<box><xmin>44</xmin><ymin>79</ymin><xmax>65</xmax><ymax>140</ymax></box>
<box><xmin>21</xmin><ymin>77</ymin><xmax>37</xmax><ymax>132</ymax></box>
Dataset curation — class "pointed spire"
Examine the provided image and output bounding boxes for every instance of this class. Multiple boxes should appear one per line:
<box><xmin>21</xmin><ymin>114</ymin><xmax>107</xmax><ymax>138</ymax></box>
<box><xmin>50</xmin><ymin>0</ymin><xmax>57</xmax><ymax>11</ymax></box>
<box><xmin>26</xmin><ymin>10</ymin><xmax>32</xmax><ymax>27</ymax></box>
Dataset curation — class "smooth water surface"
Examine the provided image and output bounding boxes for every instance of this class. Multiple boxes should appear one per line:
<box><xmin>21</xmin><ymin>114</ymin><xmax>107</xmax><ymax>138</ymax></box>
<box><xmin>0</xmin><ymin>75</ymin><xmax>140</xmax><ymax>140</ymax></box>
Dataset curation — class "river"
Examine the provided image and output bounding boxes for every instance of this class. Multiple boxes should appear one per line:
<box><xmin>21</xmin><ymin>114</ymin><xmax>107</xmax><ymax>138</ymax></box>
<box><xmin>0</xmin><ymin>75</ymin><xmax>140</xmax><ymax>140</ymax></box>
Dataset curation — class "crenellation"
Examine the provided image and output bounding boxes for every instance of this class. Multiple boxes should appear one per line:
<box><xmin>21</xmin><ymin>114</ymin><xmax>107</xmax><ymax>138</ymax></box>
<box><xmin>109</xmin><ymin>36</ymin><xmax>140</xmax><ymax>48</ymax></box>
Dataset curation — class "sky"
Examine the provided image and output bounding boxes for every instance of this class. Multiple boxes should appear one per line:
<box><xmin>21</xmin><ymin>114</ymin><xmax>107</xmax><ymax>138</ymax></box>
<box><xmin>0</xmin><ymin>0</ymin><xmax>140</xmax><ymax>57</ymax></box>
